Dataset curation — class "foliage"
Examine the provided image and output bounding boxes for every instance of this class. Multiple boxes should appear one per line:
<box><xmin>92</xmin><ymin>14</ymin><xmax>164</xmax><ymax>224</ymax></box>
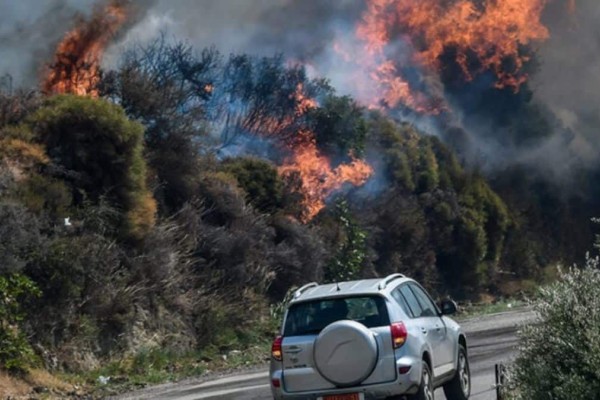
<box><xmin>0</xmin><ymin>38</ymin><xmax>597</xmax><ymax>390</ymax></box>
<box><xmin>101</xmin><ymin>39</ymin><xmax>330</xmax><ymax>214</ymax></box>
<box><xmin>221</xmin><ymin>157</ymin><xmax>284</xmax><ymax>214</ymax></box>
<box><xmin>0</xmin><ymin>202</ymin><xmax>43</xmax><ymax>275</ymax></box>
<box><xmin>359</xmin><ymin>115</ymin><xmax>510</xmax><ymax>296</ymax></box>
<box><xmin>310</xmin><ymin>95</ymin><xmax>367</xmax><ymax>159</ymax></box>
<box><xmin>0</xmin><ymin>91</ymin><xmax>41</xmax><ymax>129</ymax></box>
<box><xmin>101</xmin><ymin>37</ymin><xmax>216</xmax><ymax>214</ymax></box>
<box><xmin>0</xmin><ymin>273</ymin><xmax>41</xmax><ymax>372</ymax></box>
<box><xmin>324</xmin><ymin>200</ymin><xmax>368</xmax><ymax>283</ymax></box>
<box><xmin>29</xmin><ymin>95</ymin><xmax>156</xmax><ymax>239</ymax></box>
<box><xmin>510</xmin><ymin>257</ymin><xmax>600</xmax><ymax>399</ymax></box>
<box><xmin>213</xmin><ymin>53</ymin><xmax>328</xmax><ymax>145</ymax></box>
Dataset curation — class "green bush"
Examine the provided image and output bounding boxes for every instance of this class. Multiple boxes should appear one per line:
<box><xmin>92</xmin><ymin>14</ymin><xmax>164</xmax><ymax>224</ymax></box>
<box><xmin>29</xmin><ymin>95</ymin><xmax>156</xmax><ymax>239</ymax></box>
<box><xmin>0</xmin><ymin>273</ymin><xmax>41</xmax><ymax>372</ymax></box>
<box><xmin>324</xmin><ymin>200</ymin><xmax>367</xmax><ymax>283</ymax></box>
<box><xmin>222</xmin><ymin>157</ymin><xmax>284</xmax><ymax>214</ymax></box>
<box><xmin>510</xmin><ymin>256</ymin><xmax>600</xmax><ymax>399</ymax></box>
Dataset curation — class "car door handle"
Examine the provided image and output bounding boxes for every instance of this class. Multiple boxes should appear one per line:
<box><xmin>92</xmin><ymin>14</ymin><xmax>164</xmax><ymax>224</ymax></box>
<box><xmin>421</xmin><ymin>327</ymin><xmax>428</xmax><ymax>335</ymax></box>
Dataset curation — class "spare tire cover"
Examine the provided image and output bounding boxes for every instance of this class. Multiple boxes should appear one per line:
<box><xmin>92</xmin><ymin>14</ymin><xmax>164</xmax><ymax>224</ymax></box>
<box><xmin>314</xmin><ymin>320</ymin><xmax>378</xmax><ymax>387</ymax></box>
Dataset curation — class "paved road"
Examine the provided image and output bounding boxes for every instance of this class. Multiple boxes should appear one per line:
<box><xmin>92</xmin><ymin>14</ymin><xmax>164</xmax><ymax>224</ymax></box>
<box><xmin>116</xmin><ymin>309</ymin><xmax>535</xmax><ymax>400</ymax></box>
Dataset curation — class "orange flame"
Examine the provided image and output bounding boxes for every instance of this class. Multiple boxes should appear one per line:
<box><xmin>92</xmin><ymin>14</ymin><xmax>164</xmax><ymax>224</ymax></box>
<box><xmin>357</xmin><ymin>0</ymin><xmax>550</xmax><ymax>98</ymax></box>
<box><xmin>278</xmin><ymin>86</ymin><xmax>373</xmax><ymax>222</ymax></box>
<box><xmin>43</xmin><ymin>0</ymin><xmax>128</xmax><ymax>97</ymax></box>
<box><xmin>279</xmin><ymin>132</ymin><xmax>374</xmax><ymax>222</ymax></box>
<box><xmin>335</xmin><ymin>32</ymin><xmax>442</xmax><ymax>114</ymax></box>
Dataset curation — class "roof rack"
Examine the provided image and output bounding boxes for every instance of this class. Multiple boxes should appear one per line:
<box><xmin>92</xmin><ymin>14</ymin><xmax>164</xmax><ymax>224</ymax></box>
<box><xmin>294</xmin><ymin>282</ymin><xmax>318</xmax><ymax>298</ymax></box>
<box><xmin>378</xmin><ymin>273</ymin><xmax>405</xmax><ymax>290</ymax></box>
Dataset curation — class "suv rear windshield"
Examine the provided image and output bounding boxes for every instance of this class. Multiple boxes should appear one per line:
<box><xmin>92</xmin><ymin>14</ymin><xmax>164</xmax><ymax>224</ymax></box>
<box><xmin>284</xmin><ymin>296</ymin><xmax>390</xmax><ymax>336</ymax></box>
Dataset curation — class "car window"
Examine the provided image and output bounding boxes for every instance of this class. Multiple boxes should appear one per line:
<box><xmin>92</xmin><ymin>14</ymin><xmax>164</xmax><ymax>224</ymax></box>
<box><xmin>408</xmin><ymin>283</ymin><xmax>438</xmax><ymax>317</ymax></box>
<box><xmin>392</xmin><ymin>288</ymin><xmax>414</xmax><ymax>318</ymax></box>
<box><xmin>398</xmin><ymin>285</ymin><xmax>424</xmax><ymax>318</ymax></box>
<box><xmin>283</xmin><ymin>296</ymin><xmax>390</xmax><ymax>336</ymax></box>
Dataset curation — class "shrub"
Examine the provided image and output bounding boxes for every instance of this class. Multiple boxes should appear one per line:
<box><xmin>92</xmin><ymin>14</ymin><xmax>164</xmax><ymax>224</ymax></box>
<box><xmin>29</xmin><ymin>95</ymin><xmax>156</xmax><ymax>239</ymax></box>
<box><xmin>0</xmin><ymin>273</ymin><xmax>41</xmax><ymax>372</ymax></box>
<box><xmin>510</xmin><ymin>256</ymin><xmax>600</xmax><ymax>399</ymax></box>
<box><xmin>222</xmin><ymin>157</ymin><xmax>284</xmax><ymax>214</ymax></box>
<box><xmin>324</xmin><ymin>200</ymin><xmax>368</xmax><ymax>283</ymax></box>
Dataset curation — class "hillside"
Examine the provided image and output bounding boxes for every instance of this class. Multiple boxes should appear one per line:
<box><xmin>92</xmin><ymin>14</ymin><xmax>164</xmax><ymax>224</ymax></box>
<box><xmin>1</xmin><ymin>0</ymin><xmax>599</xmax><ymax>395</ymax></box>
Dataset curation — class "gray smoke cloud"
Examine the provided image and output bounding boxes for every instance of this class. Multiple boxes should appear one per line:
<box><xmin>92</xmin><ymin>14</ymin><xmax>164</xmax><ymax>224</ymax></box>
<box><xmin>1</xmin><ymin>0</ymin><xmax>599</xmax><ymax>179</ymax></box>
<box><xmin>0</xmin><ymin>0</ymin><xmax>97</xmax><ymax>89</ymax></box>
<box><xmin>533</xmin><ymin>0</ymin><xmax>600</xmax><ymax>166</ymax></box>
<box><xmin>107</xmin><ymin>0</ymin><xmax>359</xmax><ymax>56</ymax></box>
<box><xmin>455</xmin><ymin>0</ymin><xmax>600</xmax><ymax>178</ymax></box>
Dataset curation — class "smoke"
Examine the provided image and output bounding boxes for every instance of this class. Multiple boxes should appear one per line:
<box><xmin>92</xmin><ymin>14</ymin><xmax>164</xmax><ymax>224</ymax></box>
<box><xmin>533</xmin><ymin>0</ymin><xmax>600</xmax><ymax>165</ymax></box>
<box><xmin>2</xmin><ymin>0</ymin><xmax>599</xmax><ymax>180</ymax></box>
<box><xmin>438</xmin><ymin>0</ymin><xmax>600</xmax><ymax>179</ymax></box>
<box><xmin>103</xmin><ymin>0</ymin><xmax>361</xmax><ymax>66</ymax></box>
<box><xmin>0</xmin><ymin>0</ymin><xmax>97</xmax><ymax>88</ymax></box>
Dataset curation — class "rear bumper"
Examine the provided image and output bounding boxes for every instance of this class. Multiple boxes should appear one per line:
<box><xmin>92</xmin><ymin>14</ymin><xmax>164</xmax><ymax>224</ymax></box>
<box><xmin>271</xmin><ymin>356</ymin><xmax>422</xmax><ymax>400</ymax></box>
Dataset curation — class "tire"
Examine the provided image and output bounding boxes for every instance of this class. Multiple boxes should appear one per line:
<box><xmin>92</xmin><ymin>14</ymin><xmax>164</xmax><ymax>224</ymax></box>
<box><xmin>408</xmin><ymin>360</ymin><xmax>434</xmax><ymax>400</ymax></box>
<box><xmin>443</xmin><ymin>345</ymin><xmax>470</xmax><ymax>400</ymax></box>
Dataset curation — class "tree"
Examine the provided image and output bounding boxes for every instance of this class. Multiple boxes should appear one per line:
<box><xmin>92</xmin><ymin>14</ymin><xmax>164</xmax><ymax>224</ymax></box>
<box><xmin>29</xmin><ymin>95</ymin><xmax>156</xmax><ymax>239</ymax></box>
<box><xmin>324</xmin><ymin>200</ymin><xmax>368</xmax><ymax>283</ymax></box>
<box><xmin>310</xmin><ymin>95</ymin><xmax>367</xmax><ymax>159</ymax></box>
<box><xmin>216</xmin><ymin>53</ymin><xmax>328</xmax><ymax>147</ymax></box>
<box><xmin>101</xmin><ymin>38</ymin><xmax>217</xmax><ymax>214</ymax></box>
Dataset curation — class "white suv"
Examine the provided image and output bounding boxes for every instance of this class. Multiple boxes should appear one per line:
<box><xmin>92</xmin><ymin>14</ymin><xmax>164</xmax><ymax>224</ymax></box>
<box><xmin>270</xmin><ymin>274</ymin><xmax>470</xmax><ymax>400</ymax></box>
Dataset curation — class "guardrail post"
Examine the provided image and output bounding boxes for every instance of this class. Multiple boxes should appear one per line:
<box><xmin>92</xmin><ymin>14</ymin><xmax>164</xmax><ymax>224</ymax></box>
<box><xmin>495</xmin><ymin>363</ymin><xmax>506</xmax><ymax>400</ymax></box>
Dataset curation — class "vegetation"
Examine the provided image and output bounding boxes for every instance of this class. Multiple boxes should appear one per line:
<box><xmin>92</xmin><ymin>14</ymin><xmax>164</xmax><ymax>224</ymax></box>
<box><xmin>508</xmin><ymin>257</ymin><xmax>600</xmax><ymax>399</ymax></box>
<box><xmin>0</xmin><ymin>37</ymin><xmax>598</xmax><ymax>394</ymax></box>
<box><xmin>0</xmin><ymin>273</ymin><xmax>40</xmax><ymax>372</ymax></box>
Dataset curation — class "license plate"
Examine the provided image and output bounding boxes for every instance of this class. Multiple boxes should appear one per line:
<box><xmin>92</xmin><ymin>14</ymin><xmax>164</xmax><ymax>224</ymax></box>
<box><xmin>321</xmin><ymin>393</ymin><xmax>363</xmax><ymax>400</ymax></box>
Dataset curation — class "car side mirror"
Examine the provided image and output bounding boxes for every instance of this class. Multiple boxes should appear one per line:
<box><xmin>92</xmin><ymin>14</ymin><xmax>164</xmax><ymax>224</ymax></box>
<box><xmin>439</xmin><ymin>299</ymin><xmax>458</xmax><ymax>316</ymax></box>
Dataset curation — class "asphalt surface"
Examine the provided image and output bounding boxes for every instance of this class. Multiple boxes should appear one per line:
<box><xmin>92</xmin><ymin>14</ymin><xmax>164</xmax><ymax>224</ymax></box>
<box><xmin>115</xmin><ymin>309</ymin><xmax>536</xmax><ymax>400</ymax></box>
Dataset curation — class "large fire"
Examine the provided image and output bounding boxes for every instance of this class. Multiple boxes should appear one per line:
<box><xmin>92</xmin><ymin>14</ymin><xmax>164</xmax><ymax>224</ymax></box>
<box><xmin>43</xmin><ymin>0</ymin><xmax>128</xmax><ymax>97</ymax></box>
<box><xmin>278</xmin><ymin>86</ymin><xmax>374</xmax><ymax>222</ymax></box>
<box><xmin>351</xmin><ymin>0</ymin><xmax>551</xmax><ymax>112</ymax></box>
<box><xmin>279</xmin><ymin>132</ymin><xmax>373</xmax><ymax>222</ymax></box>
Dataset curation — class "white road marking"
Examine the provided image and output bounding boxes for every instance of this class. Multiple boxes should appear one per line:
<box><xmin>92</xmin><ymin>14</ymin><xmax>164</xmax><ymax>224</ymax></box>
<box><xmin>191</xmin><ymin>372</ymin><xmax>268</xmax><ymax>390</ymax></box>
<box><xmin>175</xmin><ymin>384</ymin><xmax>269</xmax><ymax>400</ymax></box>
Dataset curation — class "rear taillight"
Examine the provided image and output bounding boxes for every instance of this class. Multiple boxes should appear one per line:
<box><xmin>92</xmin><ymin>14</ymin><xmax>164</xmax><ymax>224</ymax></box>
<box><xmin>271</xmin><ymin>335</ymin><xmax>283</xmax><ymax>361</ymax></box>
<box><xmin>391</xmin><ymin>322</ymin><xmax>408</xmax><ymax>349</ymax></box>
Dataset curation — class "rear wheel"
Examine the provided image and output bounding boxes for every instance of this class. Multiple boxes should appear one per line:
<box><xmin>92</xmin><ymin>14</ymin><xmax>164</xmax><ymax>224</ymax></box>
<box><xmin>409</xmin><ymin>360</ymin><xmax>434</xmax><ymax>400</ymax></box>
<box><xmin>443</xmin><ymin>345</ymin><xmax>470</xmax><ymax>400</ymax></box>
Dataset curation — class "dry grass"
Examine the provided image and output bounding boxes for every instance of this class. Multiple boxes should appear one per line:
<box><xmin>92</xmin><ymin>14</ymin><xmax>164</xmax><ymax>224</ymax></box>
<box><xmin>0</xmin><ymin>371</ymin><xmax>31</xmax><ymax>399</ymax></box>
<box><xmin>0</xmin><ymin>369</ymin><xmax>84</xmax><ymax>400</ymax></box>
<box><xmin>25</xmin><ymin>369</ymin><xmax>75</xmax><ymax>393</ymax></box>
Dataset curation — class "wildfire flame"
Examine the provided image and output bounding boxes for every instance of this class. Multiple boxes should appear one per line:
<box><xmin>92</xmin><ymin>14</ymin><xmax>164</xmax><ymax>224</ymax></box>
<box><xmin>43</xmin><ymin>0</ymin><xmax>128</xmax><ymax>97</ymax></box>
<box><xmin>357</xmin><ymin>0</ymin><xmax>550</xmax><ymax>94</ymax></box>
<box><xmin>279</xmin><ymin>132</ymin><xmax>374</xmax><ymax>222</ymax></box>
<box><xmin>42</xmin><ymin>3</ymin><xmax>374</xmax><ymax>222</ymax></box>
<box><xmin>334</xmin><ymin>32</ymin><xmax>442</xmax><ymax>114</ymax></box>
<box><xmin>278</xmin><ymin>85</ymin><xmax>373</xmax><ymax>222</ymax></box>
